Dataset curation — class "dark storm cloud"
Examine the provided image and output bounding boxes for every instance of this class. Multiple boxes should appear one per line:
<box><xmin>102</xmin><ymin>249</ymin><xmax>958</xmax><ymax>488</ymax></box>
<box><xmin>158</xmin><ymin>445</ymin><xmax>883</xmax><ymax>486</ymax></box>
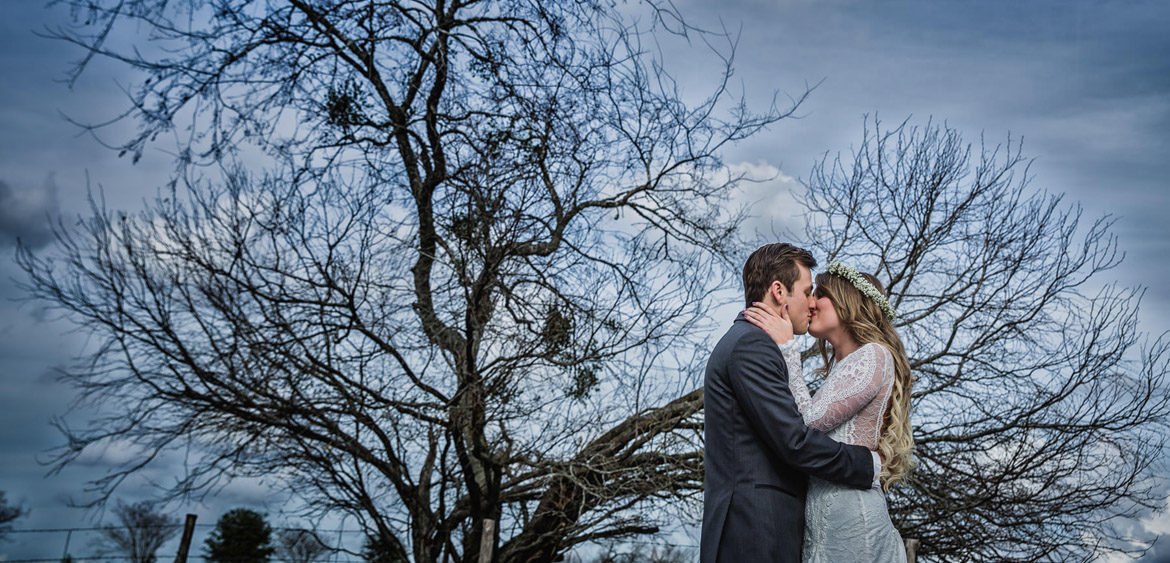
<box><xmin>0</xmin><ymin>178</ymin><xmax>59</xmax><ymax>249</ymax></box>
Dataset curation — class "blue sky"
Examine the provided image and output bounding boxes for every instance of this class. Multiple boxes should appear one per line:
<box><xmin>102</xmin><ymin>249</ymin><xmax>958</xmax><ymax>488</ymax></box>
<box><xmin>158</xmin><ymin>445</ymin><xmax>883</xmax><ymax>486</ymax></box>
<box><xmin>2</xmin><ymin>0</ymin><xmax>1169</xmax><ymax>560</ymax></box>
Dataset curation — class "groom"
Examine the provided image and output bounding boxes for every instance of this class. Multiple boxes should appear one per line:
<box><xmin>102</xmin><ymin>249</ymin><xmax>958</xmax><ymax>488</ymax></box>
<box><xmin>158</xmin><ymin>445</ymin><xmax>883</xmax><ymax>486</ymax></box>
<box><xmin>701</xmin><ymin>243</ymin><xmax>880</xmax><ymax>563</ymax></box>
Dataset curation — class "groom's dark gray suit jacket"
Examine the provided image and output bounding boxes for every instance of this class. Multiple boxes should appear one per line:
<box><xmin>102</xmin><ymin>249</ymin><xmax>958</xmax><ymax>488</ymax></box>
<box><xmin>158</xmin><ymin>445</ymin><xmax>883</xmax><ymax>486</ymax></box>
<box><xmin>701</xmin><ymin>315</ymin><xmax>874</xmax><ymax>563</ymax></box>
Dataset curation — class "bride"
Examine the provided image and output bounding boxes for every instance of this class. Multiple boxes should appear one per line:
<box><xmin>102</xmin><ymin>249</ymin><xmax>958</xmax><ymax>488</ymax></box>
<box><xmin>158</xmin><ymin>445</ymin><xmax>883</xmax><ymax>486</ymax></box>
<box><xmin>744</xmin><ymin>261</ymin><xmax>914</xmax><ymax>563</ymax></box>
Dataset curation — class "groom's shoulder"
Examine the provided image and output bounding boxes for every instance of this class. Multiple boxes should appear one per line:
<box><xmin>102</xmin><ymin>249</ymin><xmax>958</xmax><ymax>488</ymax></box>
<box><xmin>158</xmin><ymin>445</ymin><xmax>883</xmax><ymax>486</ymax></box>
<box><xmin>713</xmin><ymin>318</ymin><xmax>772</xmax><ymax>355</ymax></box>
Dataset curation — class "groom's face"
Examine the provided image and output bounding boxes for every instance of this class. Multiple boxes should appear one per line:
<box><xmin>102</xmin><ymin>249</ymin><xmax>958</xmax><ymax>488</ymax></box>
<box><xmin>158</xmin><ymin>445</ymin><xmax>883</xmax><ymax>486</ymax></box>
<box><xmin>779</xmin><ymin>264</ymin><xmax>815</xmax><ymax>335</ymax></box>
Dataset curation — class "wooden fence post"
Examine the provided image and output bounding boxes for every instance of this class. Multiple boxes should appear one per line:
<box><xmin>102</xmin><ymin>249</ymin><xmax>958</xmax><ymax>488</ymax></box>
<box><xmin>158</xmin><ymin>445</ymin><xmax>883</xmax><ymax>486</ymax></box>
<box><xmin>174</xmin><ymin>513</ymin><xmax>197</xmax><ymax>563</ymax></box>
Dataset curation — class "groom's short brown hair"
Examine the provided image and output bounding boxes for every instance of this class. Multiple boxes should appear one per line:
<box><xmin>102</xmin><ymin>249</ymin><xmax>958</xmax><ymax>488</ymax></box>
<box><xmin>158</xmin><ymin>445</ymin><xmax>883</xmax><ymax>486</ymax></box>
<box><xmin>742</xmin><ymin>243</ymin><xmax>817</xmax><ymax>308</ymax></box>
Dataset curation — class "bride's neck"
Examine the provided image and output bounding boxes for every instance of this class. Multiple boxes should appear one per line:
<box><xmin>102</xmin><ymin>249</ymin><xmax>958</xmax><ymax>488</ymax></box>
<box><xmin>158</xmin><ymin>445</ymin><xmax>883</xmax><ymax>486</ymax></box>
<box><xmin>829</xmin><ymin>332</ymin><xmax>862</xmax><ymax>362</ymax></box>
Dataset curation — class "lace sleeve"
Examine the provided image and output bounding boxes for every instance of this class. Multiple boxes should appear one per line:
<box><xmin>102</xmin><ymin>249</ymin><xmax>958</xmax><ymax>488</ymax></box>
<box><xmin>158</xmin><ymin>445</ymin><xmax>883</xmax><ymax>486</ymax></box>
<box><xmin>801</xmin><ymin>343</ymin><xmax>890</xmax><ymax>433</ymax></box>
<box><xmin>778</xmin><ymin>340</ymin><xmax>812</xmax><ymax>413</ymax></box>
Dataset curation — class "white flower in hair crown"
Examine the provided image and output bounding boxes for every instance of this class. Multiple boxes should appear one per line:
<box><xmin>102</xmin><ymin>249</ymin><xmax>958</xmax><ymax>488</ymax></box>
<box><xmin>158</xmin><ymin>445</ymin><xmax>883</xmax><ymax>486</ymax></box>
<box><xmin>825</xmin><ymin>261</ymin><xmax>898</xmax><ymax>322</ymax></box>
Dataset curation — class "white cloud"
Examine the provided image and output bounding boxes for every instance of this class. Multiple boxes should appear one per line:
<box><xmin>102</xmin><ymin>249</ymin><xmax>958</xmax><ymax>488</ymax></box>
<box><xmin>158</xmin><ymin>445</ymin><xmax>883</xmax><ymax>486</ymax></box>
<box><xmin>72</xmin><ymin>437</ymin><xmax>149</xmax><ymax>468</ymax></box>
<box><xmin>211</xmin><ymin>475</ymin><xmax>284</xmax><ymax>508</ymax></box>
<box><xmin>725</xmin><ymin>160</ymin><xmax>806</xmax><ymax>240</ymax></box>
<box><xmin>1143</xmin><ymin>496</ymin><xmax>1170</xmax><ymax>536</ymax></box>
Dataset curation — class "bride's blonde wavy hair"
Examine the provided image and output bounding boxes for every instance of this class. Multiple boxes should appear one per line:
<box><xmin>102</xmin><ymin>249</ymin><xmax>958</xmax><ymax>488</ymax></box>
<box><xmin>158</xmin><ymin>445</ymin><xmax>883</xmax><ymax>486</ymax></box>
<box><xmin>812</xmin><ymin>271</ymin><xmax>916</xmax><ymax>491</ymax></box>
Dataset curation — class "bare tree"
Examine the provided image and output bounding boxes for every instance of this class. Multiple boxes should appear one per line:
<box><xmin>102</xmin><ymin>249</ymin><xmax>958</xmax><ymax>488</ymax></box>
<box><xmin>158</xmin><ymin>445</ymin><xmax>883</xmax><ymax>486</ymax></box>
<box><xmin>22</xmin><ymin>0</ymin><xmax>789</xmax><ymax>561</ymax></box>
<box><xmin>799</xmin><ymin>116</ymin><xmax>1170</xmax><ymax>561</ymax></box>
<box><xmin>277</xmin><ymin>528</ymin><xmax>331</xmax><ymax>563</ymax></box>
<box><xmin>0</xmin><ymin>491</ymin><xmax>28</xmax><ymax>541</ymax></box>
<box><xmin>96</xmin><ymin>500</ymin><xmax>179</xmax><ymax>563</ymax></box>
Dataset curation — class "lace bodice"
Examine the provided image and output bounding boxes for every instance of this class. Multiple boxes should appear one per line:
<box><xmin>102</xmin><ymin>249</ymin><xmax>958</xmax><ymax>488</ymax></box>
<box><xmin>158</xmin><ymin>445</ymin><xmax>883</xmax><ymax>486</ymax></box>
<box><xmin>779</xmin><ymin>341</ymin><xmax>895</xmax><ymax>449</ymax></box>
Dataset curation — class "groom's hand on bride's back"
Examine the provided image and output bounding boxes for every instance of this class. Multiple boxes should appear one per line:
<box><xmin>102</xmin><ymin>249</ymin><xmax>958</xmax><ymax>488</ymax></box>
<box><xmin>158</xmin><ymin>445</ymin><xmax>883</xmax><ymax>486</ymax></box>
<box><xmin>871</xmin><ymin>451</ymin><xmax>886</xmax><ymax>491</ymax></box>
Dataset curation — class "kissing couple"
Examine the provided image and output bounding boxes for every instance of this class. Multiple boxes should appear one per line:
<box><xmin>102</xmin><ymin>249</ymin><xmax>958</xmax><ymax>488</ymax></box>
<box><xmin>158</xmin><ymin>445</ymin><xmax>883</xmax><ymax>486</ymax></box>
<box><xmin>702</xmin><ymin>243</ymin><xmax>914</xmax><ymax>563</ymax></box>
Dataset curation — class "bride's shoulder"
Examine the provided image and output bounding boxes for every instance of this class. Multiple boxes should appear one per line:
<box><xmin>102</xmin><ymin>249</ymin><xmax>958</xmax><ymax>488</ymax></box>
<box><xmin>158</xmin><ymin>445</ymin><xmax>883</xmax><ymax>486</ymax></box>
<box><xmin>853</xmin><ymin>342</ymin><xmax>892</xmax><ymax>364</ymax></box>
<box><xmin>851</xmin><ymin>341</ymin><xmax>881</xmax><ymax>355</ymax></box>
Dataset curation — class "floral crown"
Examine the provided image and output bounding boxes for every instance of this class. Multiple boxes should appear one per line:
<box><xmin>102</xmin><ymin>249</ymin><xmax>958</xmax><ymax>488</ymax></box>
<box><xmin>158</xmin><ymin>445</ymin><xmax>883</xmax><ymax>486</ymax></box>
<box><xmin>824</xmin><ymin>261</ymin><xmax>897</xmax><ymax>322</ymax></box>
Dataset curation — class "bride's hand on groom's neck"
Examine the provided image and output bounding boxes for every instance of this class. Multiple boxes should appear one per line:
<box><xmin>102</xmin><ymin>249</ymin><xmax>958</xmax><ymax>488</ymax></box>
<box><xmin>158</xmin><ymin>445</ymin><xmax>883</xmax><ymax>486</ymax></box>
<box><xmin>743</xmin><ymin>301</ymin><xmax>794</xmax><ymax>345</ymax></box>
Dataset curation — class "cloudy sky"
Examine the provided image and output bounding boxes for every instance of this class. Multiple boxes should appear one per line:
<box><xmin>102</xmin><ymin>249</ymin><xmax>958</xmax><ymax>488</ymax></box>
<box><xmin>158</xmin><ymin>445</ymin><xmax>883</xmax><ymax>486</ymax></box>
<box><xmin>2</xmin><ymin>0</ymin><xmax>1168</xmax><ymax>560</ymax></box>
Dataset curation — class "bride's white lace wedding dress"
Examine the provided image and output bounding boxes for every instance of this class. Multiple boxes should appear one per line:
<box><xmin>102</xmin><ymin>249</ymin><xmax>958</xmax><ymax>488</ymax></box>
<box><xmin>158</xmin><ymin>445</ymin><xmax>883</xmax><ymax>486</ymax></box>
<box><xmin>779</xmin><ymin>340</ymin><xmax>906</xmax><ymax>563</ymax></box>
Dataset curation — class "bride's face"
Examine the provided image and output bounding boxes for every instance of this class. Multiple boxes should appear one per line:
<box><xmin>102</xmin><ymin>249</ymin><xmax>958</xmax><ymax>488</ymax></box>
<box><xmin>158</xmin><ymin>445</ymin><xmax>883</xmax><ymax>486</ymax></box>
<box><xmin>808</xmin><ymin>293</ymin><xmax>840</xmax><ymax>339</ymax></box>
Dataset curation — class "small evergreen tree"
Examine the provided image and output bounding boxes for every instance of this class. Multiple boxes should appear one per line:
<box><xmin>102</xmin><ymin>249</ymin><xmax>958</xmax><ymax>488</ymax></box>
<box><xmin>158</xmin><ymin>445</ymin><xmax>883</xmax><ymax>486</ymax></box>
<box><xmin>204</xmin><ymin>508</ymin><xmax>275</xmax><ymax>562</ymax></box>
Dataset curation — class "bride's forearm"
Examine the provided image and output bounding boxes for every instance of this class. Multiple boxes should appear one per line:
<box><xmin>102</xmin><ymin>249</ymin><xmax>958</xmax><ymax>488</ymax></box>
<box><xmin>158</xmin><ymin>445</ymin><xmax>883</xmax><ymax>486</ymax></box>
<box><xmin>779</xmin><ymin>340</ymin><xmax>812</xmax><ymax>414</ymax></box>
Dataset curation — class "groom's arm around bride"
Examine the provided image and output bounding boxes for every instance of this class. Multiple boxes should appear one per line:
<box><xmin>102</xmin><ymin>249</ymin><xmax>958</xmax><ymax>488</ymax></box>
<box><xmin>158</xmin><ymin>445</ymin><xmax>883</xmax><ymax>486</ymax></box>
<box><xmin>701</xmin><ymin>244</ymin><xmax>877</xmax><ymax>563</ymax></box>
